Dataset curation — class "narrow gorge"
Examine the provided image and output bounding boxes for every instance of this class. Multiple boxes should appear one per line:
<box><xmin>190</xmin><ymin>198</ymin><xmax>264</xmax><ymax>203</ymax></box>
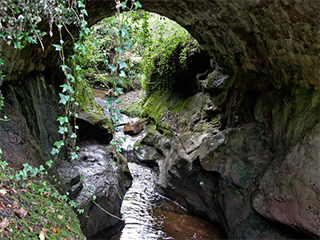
<box><xmin>0</xmin><ymin>0</ymin><xmax>319</xmax><ymax>239</ymax></box>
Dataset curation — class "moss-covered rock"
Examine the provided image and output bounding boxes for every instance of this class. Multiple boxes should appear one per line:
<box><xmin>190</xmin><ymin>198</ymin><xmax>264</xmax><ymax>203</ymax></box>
<box><xmin>76</xmin><ymin>110</ymin><xmax>113</xmax><ymax>144</ymax></box>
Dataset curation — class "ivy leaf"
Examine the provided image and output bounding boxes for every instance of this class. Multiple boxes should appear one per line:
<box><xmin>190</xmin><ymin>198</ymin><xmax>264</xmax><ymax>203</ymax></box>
<box><xmin>119</xmin><ymin>70</ymin><xmax>126</xmax><ymax>78</ymax></box>
<box><xmin>58</xmin><ymin>126</ymin><xmax>68</xmax><ymax>134</ymax></box>
<box><xmin>60</xmin><ymin>65</ymin><xmax>68</xmax><ymax>72</ymax></box>
<box><xmin>114</xmin><ymin>78</ymin><xmax>123</xmax><ymax>85</ymax></box>
<box><xmin>70</xmin><ymin>133</ymin><xmax>77</xmax><ymax>139</ymax></box>
<box><xmin>108</xmin><ymin>65</ymin><xmax>117</xmax><ymax>73</ymax></box>
<box><xmin>0</xmin><ymin>161</ymin><xmax>8</xmax><ymax>170</ymax></box>
<box><xmin>80</xmin><ymin>9</ymin><xmax>88</xmax><ymax>16</ymax></box>
<box><xmin>51</xmin><ymin>148</ymin><xmax>59</xmax><ymax>156</ymax></box>
<box><xmin>114</xmin><ymin>87</ymin><xmax>123</xmax><ymax>96</ymax></box>
<box><xmin>46</xmin><ymin>160</ymin><xmax>53</xmax><ymax>168</ymax></box>
<box><xmin>110</xmin><ymin>139</ymin><xmax>118</xmax><ymax>145</ymax></box>
<box><xmin>122</xmin><ymin>41</ymin><xmax>133</xmax><ymax>51</ymax></box>
<box><xmin>57</xmin><ymin>116</ymin><xmax>68</xmax><ymax>125</ymax></box>
<box><xmin>117</xmin><ymin>60</ymin><xmax>127</xmax><ymax>70</ymax></box>
<box><xmin>115</xmin><ymin>47</ymin><xmax>122</xmax><ymax>53</ymax></box>
<box><xmin>71</xmin><ymin>152</ymin><xmax>78</xmax><ymax>160</ymax></box>
<box><xmin>61</xmin><ymin>84</ymin><xmax>74</xmax><ymax>93</ymax></box>
<box><xmin>59</xmin><ymin>93</ymin><xmax>70</xmax><ymax>105</ymax></box>
<box><xmin>54</xmin><ymin>140</ymin><xmax>64</xmax><ymax>149</ymax></box>
<box><xmin>78</xmin><ymin>209</ymin><xmax>84</xmax><ymax>214</ymax></box>
<box><xmin>134</xmin><ymin>1</ymin><xmax>142</xmax><ymax>10</ymax></box>
<box><xmin>66</xmin><ymin>74</ymin><xmax>75</xmax><ymax>83</ymax></box>
<box><xmin>119</xmin><ymin>29</ymin><xmax>129</xmax><ymax>39</ymax></box>
<box><xmin>52</xmin><ymin>44</ymin><xmax>62</xmax><ymax>51</ymax></box>
<box><xmin>77</xmin><ymin>0</ymin><xmax>85</xmax><ymax>8</ymax></box>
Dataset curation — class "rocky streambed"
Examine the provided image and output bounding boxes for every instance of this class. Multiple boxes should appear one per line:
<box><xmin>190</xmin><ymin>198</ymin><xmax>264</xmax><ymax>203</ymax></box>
<box><xmin>57</xmin><ymin>93</ymin><xmax>225</xmax><ymax>239</ymax></box>
<box><xmin>59</xmin><ymin>79</ymin><xmax>318</xmax><ymax>239</ymax></box>
<box><xmin>112</xmin><ymin>162</ymin><xmax>223</xmax><ymax>240</ymax></box>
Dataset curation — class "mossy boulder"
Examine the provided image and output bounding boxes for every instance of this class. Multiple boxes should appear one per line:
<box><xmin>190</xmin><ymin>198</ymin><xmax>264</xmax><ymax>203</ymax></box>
<box><xmin>76</xmin><ymin>111</ymin><xmax>113</xmax><ymax>144</ymax></box>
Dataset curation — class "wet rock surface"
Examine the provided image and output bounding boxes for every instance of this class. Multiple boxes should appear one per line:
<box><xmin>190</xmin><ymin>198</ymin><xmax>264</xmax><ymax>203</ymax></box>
<box><xmin>57</xmin><ymin>145</ymin><xmax>132</xmax><ymax>239</ymax></box>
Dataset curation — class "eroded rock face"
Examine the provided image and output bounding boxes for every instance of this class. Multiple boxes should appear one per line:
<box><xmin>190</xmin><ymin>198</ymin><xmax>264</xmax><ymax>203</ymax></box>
<box><xmin>253</xmin><ymin>122</ymin><xmax>320</xmax><ymax>238</ymax></box>
<box><xmin>137</xmin><ymin>83</ymin><xmax>319</xmax><ymax>238</ymax></box>
<box><xmin>2</xmin><ymin>1</ymin><xmax>319</xmax><ymax>91</ymax></box>
<box><xmin>0</xmin><ymin>70</ymin><xmax>65</xmax><ymax>167</ymax></box>
<box><xmin>57</xmin><ymin>145</ymin><xmax>132</xmax><ymax>239</ymax></box>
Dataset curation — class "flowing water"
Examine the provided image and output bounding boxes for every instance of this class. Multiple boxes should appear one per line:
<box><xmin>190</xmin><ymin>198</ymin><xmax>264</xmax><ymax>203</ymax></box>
<box><xmin>111</xmin><ymin>162</ymin><xmax>223</xmax><ymax>240</ymax></box>
<box><xmin>96</xmin><ymin>97</ymin><xmax>223</xmax><ymax>239</ymax></box>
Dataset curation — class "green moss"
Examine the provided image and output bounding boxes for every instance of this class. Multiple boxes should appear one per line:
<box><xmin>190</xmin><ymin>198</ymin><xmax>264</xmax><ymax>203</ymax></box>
<box><xmin>119</xmin><ymin>98</ymin><xmax>143</xmax><ymax>118</ymax></box>
<box><xmin>80</xmin><ymin>111</ymin><xmax>113</xmax><ymax>131</ymax></box>
<box><xmin>140</xmin><ymin>91</ymin><xmax>211</xmax><ymax>137</ymax></box>
<box><xmin>140</xmin><ymin>91</ymin><xmax>171</xmax><ymax>127</ymax></box>
<box><xmin>170</xmin><ymin>95</ymin><xmax>194</xmax><ymax>113</ymax></box>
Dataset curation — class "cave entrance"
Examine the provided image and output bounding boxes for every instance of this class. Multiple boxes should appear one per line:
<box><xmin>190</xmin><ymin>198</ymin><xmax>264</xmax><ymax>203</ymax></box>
<box><xmin>81</xmin><ymin>9</ymin><xmax>225</xmax><ymax>240</ymax></box>
<box><xmin>81</xmin><ymin>9</ymin><xmax>213</xmax><ymax>105</ymax></box>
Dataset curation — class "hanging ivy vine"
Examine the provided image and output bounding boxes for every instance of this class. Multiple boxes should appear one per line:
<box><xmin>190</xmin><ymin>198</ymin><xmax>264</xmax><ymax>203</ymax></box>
<box><xmin>0</xmin><ymin>0</ymin><xmax>142</xmax><ymax>225</ymax></box>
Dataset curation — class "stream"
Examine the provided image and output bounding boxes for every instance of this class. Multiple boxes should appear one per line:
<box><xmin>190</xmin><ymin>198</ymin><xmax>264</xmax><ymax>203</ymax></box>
<box><xmin>96</xmin><ymin>97</ymin><xmax>223</xmax><ymax>239</ymax></box>
<box><xmin>111</xmin><ymin>161</ymin><xmax>223</xmax><ymax>240</ymax></box>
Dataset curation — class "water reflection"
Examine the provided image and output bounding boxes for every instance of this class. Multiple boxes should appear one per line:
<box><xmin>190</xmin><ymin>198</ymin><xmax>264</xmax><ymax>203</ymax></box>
<box><xmin>111</xmin><ymin>162</ymin><xmax>223</xmax><ymax>240</ymax></box>
<box><xmin>113</xmin><ymin>162</ymin><xmax>169</xmax><ymax>239</ymax></box>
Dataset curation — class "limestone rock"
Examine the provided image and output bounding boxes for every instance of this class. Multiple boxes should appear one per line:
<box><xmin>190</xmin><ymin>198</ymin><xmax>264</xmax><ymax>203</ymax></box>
<box><xmin>123</xmin><ymin>117</ymin><xmax>145</xmax><ymax>135</ymax></box>
<box><xmin>57</xmin><ymin>145</ymin><xmax>132</xmax><ymax>239</ymax></box>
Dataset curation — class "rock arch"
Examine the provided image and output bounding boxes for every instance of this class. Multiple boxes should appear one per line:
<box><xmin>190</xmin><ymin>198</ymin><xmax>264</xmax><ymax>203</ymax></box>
<box><xmin>86</xmin><ymin>0</ymin><xmax>319</xmax><ymax>89</ymax></box>
<box><xmin>1</xmin><ymin>0</ymin><xmax>319</xmax><ymax>238</ymax></box>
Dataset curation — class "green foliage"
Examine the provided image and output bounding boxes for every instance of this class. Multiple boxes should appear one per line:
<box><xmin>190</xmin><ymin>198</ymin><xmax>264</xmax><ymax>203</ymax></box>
<box><xmin>0</xmin><ymin>0</ymin><xmax>51</xmax><ymax>49</ymax></box>
<box><xmin>78</xmin><ymin>9</ymin><xmax>150</xmax><ymax>93</ymax></box>
<box><xmin>0</xmin><ymin>164</ymin><xmax>84</xmax><ymax>239</ymax></box>
<box><xmin>0</xmin><ymin>58</ymin><xmax>9</xmax><ymax>122</ymax></box>
<box><xmin>0</xmin><ymin>3</ymin><xmax>149</xmax><ymax>237</ymax></box>
<box><xmin>139</xmin><ymin>14</ymin><xmax>198</xmax><ymax>94</ymax></box>
<box><xmin>0</xmin><ymin>160</ymin><xmax>8</xmax><ymax>170</ymax></box>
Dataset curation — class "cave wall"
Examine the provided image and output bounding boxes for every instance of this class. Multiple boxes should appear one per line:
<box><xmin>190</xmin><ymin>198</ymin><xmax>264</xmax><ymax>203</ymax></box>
<box><xmin>0</xmin><ymin>67</ymin><xmax>65</xmax><ymax>169</ymax></box>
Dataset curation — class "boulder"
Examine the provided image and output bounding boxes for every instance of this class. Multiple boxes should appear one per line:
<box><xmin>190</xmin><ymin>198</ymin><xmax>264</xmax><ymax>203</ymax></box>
<box><xmin>76</xmin><ymin>111</ymin><xmax>113</xmax><ymax>144</ymax></box>
<box><xmin>204</xmin><ymin>69</ymin><xmax>231</xmax><ymax>91</ymax></box>
<box><xmin>123</xmin><ymin>117</ymin><xmax>146</xmax><ymax>135</ymax></box>
<box><xmin>57</xmin><ymin>145</ymin><xmax>132</xmax><ymax>239</ymax></box>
